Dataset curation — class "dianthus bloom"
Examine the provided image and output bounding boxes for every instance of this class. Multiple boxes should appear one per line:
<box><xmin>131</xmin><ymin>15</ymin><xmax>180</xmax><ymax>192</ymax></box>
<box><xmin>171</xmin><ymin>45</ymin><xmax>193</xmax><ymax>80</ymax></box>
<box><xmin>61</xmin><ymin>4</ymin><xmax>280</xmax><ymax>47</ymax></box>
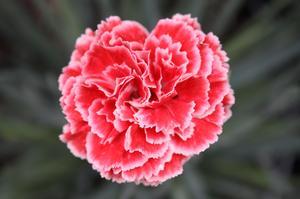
<box><xmin>59</xmin><ymin>14</ymin><xmax>234</xmax><ymax>186</ymax></box>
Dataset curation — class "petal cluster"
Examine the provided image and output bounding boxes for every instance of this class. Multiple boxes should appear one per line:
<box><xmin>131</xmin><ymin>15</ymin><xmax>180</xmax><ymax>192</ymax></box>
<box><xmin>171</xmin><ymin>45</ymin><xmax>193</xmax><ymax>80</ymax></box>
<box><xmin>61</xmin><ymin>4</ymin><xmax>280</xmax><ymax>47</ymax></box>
<box><xmin>59</xmin><ymin>14</ymin><xmax>234</xmax><ymax>186</ymax></box>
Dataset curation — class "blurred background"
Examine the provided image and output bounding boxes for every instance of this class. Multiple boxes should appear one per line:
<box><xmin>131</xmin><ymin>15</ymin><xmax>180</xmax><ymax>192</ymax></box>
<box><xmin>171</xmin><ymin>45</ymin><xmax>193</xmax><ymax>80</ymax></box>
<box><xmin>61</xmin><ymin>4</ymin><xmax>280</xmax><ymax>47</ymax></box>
<box><xmin>0</xmin><ymin>0</ymin><xmax>300</xmax><ymax>198</ymax></box>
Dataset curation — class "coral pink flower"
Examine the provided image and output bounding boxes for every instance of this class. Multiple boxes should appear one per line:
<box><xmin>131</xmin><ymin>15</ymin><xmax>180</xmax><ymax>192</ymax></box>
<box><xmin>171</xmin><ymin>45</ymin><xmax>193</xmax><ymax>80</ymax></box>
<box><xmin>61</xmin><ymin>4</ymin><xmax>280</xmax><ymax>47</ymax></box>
<box><xmin>59</xmin><ymin>14</ymin><xmax>234</xmax><ymax>186</ymax></box>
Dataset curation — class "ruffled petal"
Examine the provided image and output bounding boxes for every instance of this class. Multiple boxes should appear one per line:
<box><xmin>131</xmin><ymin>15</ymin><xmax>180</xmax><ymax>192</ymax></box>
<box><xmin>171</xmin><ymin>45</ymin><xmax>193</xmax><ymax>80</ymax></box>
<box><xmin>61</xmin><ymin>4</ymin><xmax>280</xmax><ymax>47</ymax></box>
<box><xmin>172</xmin><ymin>14</ymin><xmax>201</xmax><ymax>30</ymax></box>
<box><xmin>83</xmin><ymin>44</ymin><xmax>139</xmax><ymax>77</ymax></box>
<box><xmin>88</xmin><ymin>99</ymin><xmax>119</xmax><ymax>143</ymax></box>
<box><xmin>59</xmin><ymin>124</ymin><xmax>89</xmax><ymax>159</ymax></box>
<box><xmin>204</xmin><ymin>81</ymin><xmax>229</xmax><ymax>117</ymax></box>
<box><xmin>205</xmin><ymin>104</ymin><xmax>225</xmax><ymax>126</ymax></box>
<box><xmin>60</xmin><ymin>77</ymin><xmax>85</xmax><ymax>132</ymax></box>
<box><xmin>143</xmin><ymin>154</ymin><xmax>189</xmax><ymax>186</ymax></box>
<box><xmin>170</xmin><ymin>118</ymin><xmax>221</xmax><ymax>156</ymax></box>
<box><xmin>111</xmin><ymin>20</ymin><xmax>148</xmax><ymax>44</ymax></box>
<box><xmin>122</xmin><ymin>149</ymin><xmax>173</xmax><ymax>182</ymax></box>
<box><xmin>145</xmin><ymin>128</ymin><xmax>170</xmax><ymax>144</ymax></box>
<box><xmin>86</xmin><ymin>132</ymin><xmax>147</xmax><ymax>171</ymax></box>
<box><xmin>71</xmin><ymin>28</ymin><xmax>95</xmax><ymax>62</ymax></box>
<box><xmin>174</xmin><ymin>122</ymin><xmax>195</xmax><ymax>141</ymax></box>
<box><xmin>74</xmin><ymin>81</ymin><xmax>105</xmax><ymax>121</ymax></box>
<box><xmin>124</xmin><ymin>124</ymin><xmax>168</xmax><ymax>158</ymax></box>
<box><xmin>135</xmin><ymin>99</ymin><xmax>195</xmax><ymax>132</ymax></box>
<box><xmin>151</xmin><ymin>18</ymin><xmax>200</xmax><ymax>76</ymax></box>
<box><xmin>198</xmin><ymin>45</ymin><xmax>213</xmax><ymax>77</ymax></box>
<box><xmin>58</xmin><ymin>63</ymin><xmax>81</xmax><ymax>91</ymax></box>
<box><xmin>176</xmin><ymin>76</ymin><xmax>209</xmax><ymax>102</ymax></box>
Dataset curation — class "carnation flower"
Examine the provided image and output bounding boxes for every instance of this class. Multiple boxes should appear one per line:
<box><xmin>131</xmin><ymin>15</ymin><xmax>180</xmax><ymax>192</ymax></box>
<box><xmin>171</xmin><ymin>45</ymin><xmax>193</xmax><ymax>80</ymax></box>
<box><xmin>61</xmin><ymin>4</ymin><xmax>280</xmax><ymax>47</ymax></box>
<box><xmin>58</xmin><ymin>14</ymin><xmax>234</xmax><ymax>186</ymax></box>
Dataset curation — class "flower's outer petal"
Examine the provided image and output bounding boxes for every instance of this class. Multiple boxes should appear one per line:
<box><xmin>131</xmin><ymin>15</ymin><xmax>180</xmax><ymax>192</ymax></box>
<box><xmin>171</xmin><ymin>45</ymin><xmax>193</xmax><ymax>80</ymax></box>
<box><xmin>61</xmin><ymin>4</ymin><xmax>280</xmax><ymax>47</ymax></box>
<box><xmin>86</xmin><ymin>132</ymin><xmax>147</xmax><ymax>171</ymax></box>
<box><xmin>122</xmin><ymin>149</ymin><xmax>173</xmax><ymax>182</ymax></box>
<box><xmin>96</xmin><ymin>16</ymin><xmax>122</xmax><ymax>36</ymax></box>
<box><xmin>222</xmin><ymin>89</ymin><xmax>235</xmax><ymax>122</ymax></box>
<box><xmin>151</xmin><ymin>18</ymin><xmax>200</xmax><ymax>76</ymax></box>
<box><xmin>111</xmin><ymin>20</ymin><xmax>149</xmax><ymax>44</ymax></box>
<box><xmin>175</xmin><ymin>76</ymin><xmax>211</xmax><ymax>117</ymax></box>
<box><xmin>142</xmin><ymin>154</ymin><xmax>189</xmax><ymax>186</ymax></box>
<box><xmin>205</xmin><ymin>104</ymin><xmax>225</xmax><ymax>126</ymax></box>
<box><xmin>208</xmin><ymin>56</ymin><xmax>228</xmax><ymax>83</ymax></box>
<box><xmin>58</xmin><ymin>63</ymin><xmax>81</xmax><ymax>91</ymax></box>
<box><xmin>100</xmin><ymin>169</ymin><xmax>126</xmax><ymax>184</ymax></box>
<box><xmin>59</xmin><ymin>124</ymin><xmax>89</xmax><ymax>159</ymax></box>
<box><xmin>172</xmin><ymin>14</ymin><xmax>201</xmax><ymax>30</ymax></box>
<box><xmin>204</xmin><ymin>81</ymin><xmax>229</xmax><ymax>117</ymax></box>
<box><xmin>198</xmin><ymin>45</ymin><xmax>213</xmax><ymax>77</ymax></box>
<box><xmin>204</xmin><ymin>33</ymin><xmax>229</xmax><ymax>63</ymax></box>
<box><xmin>71</xmin><ymin>28</ymin><xmax>95</xmax><ymax>62</ymax></box>
<box><xmin>97</xmin><ymin>16</ymin><xmax>148</xmax><ymax>53</ymax></box>
<box><xmin>60</xmin><ymin>77</ymin><xmax>85</xmax><ymax>133</ymax></box>
<box><xmin>170</xmin><ymin>118</ymin><xmax>221</xmax><ymax>156</ymax></box>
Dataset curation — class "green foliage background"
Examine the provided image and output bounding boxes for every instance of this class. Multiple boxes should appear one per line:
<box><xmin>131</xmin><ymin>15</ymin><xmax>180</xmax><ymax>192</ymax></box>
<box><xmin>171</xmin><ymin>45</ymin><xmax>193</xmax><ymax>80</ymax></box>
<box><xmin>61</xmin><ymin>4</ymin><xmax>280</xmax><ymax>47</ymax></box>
<box><xmin>0</xmin><ymin>0</ymin><xmax>299</xmax><ymax>198</ymax></box>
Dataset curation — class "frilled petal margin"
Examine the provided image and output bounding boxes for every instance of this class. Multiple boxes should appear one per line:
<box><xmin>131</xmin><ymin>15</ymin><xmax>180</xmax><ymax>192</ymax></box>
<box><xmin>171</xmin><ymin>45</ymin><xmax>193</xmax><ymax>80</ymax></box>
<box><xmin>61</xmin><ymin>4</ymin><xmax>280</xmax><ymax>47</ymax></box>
<box><xmin>135</xmin><ymin>100</ymin><xmax>195</xmax><ymax>132</ymax></box>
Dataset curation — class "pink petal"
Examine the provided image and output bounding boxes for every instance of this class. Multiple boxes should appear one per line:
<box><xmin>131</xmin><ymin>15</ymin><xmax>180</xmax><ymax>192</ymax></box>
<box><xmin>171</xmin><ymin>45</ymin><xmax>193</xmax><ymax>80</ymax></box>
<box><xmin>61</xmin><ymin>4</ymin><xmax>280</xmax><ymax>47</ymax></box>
<box><xmin>154</xmin><ymin>46</ymin><xmax>186</xmax><ymax>95</ymax></box>
<box><xmin>82</xmin><ymin>44</ymin><xmax>139</xmax><ymax>77</ymax></box>
<box><xmin>59</xmin><ymin>124</ymin><xmax>89</xmax><ymax>159</ymax></box>
<box><xmin>208</xmin><ymin>55</ymin><xmax>228</xmax><ymax>83</ymax></box>
<box><xmin>174</xmin><ymin>122</ymin><xmax>195</xmax><ymax>141</ymax></box>
<box><xmin>122</xmin><ymin>149</ymin><xmax>173</xmax><ymax>182</ymax></box>
<box><xmin>113</xmin><ymin>117</ymin><xmax>131</xmax><ymax>132</ymax></box>
<box><xmin>144</xmin><ymin>153</ymin><xmax>189</xmax><ymax>186</ymax></box>
<box><xmin>97</xmin><ymin>98</ymin><xmax>116</xmax><ymax>122</ymax></box>
<box><xmin>100</xmin><ymin>169</ymin><xmax>126</xmax><ymax>184</ymax></box>
<box><xmin>74</xmin><ymin>81</ymin><xmax>105</xmax><ymax>121</ymax></box>
<box><xmin>71</xmin><ymin>28</ymin><xmax>95</xmax><ymax>61</ymax></box>
<box><xmin>96</xmin><ymin>16</ymin><xmax>122</xmax><ymax>36</ymax></box>
<box><xmin>198</xmin><ymin>45</ymin><xmax>213</xmax><ymax>77</ymax></box>
<box><xmin>176</xmin><ymin>76</ymin><xmax>209</xmax><ymax>102</ymax></box>
<box><xmin>172</xmin><ymin>14</ymin><xmax>201</xmax><ymax>30</ymax></box>
<box><xmin>114</xmin><ymin>82</ymin><xmax>137</xmax><ymax>122</ymax></box>
<box><xmin>84</xmin><ymin>63</ymin><xmax>132</xmax><ymax>97</ymax></box>
<box><xmin>170</xmin><ymin>118</ymin><xmax>221</xmax><ymax>156</ymax></box>
<box><xmin>205</xmin><ymin>104</ymin><xmax>225</xmax><ymax>126</ymax></box>
<box><xmin>145</xmin><ymin>128</ymin><xmax>170</xmax><ymax>144</ymax></box>
<box><xmin>175</xmin><ymin>76</ymin><xmax>211</xmax><ymax>117</ymax></box>
<box><xmin>204</xmin><ymin>81</ymin><xmax>229</xmax><ymax>117</ymax></box>
<box><xmin>135</xmin><ymin>99</ymin><xmax>195</xmax><ymax>132</ymax></box>
<box><xmin>111</xmin><ymin>20</ymin><xmax>148</xmax><ymax>44</ymax></box>
<box><xmin>124</xmin><ymin>124</ymin><xmax>168</xmax><ymax>158</ymax></box>
<box><xmin>222</xmin><ymin>89</ymin><xmax>235</xmax><ymax>121</ymax></box>
<box><xmin>86</xmin><ymin>132</ymin><xmax>147</xmax><ymax>171</ymax></box>
<box><xmin>151</xmin><ymin>18</ymin><xmax>200</xmax><ymax>75</ymax></box>
<box><xmin>88</xmin><ymin>99</ymin><xmax>119</xmax><ymax>143</ymax></box>
<box><xmin>60</xmin><ymin>77</ymin><xmax>85</xmax><ymax>133</ymax></box>
<box><xmin>58</xmin><ymin>63</ymin><xmax>81</xmax><ymax>91</ymax></box>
